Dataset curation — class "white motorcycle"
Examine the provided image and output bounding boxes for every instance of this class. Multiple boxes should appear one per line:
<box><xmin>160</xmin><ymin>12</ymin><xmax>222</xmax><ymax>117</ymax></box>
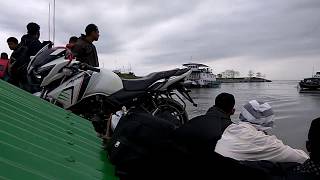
<box><xmin>27</xmin><ymin>45</ymin><xmax>197</xmax><ymax>136</ymax></box>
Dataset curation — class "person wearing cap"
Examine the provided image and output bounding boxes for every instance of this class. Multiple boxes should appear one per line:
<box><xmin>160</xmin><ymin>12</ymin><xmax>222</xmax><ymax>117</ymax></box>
<box><xmin>215</xmin><ymin>100</ymin><xmax>309</xmax><ymax>164</ymax></box>
<box><xmin>72</xmin><ymin>24</ymin><xmax>100</xmax><ymax>67</ymax></box>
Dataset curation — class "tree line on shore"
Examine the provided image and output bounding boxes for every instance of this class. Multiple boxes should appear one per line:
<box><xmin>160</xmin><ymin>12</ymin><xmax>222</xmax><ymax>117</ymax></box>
<box><xmin>218</xmin><ymin>69</ymin><xmax>266</xmax><ymax>79</ymax></box>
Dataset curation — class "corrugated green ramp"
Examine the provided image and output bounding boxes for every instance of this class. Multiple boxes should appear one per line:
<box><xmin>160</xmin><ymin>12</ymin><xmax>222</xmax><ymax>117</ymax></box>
<box><xmin>0</xmin><ymin>80</ymin><xmax>117</xmax><ymax>180</ymax></box>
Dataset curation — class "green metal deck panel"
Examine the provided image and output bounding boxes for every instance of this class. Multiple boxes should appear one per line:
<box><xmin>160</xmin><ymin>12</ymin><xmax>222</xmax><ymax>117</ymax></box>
<box><xmin>0</xmin><ymin>80</ymin><xmax>117</xmax><ymax>180</ymax></box>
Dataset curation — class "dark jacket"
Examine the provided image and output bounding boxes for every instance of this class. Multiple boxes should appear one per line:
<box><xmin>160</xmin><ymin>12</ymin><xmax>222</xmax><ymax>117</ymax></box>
<box><xmin>172</xmin><ymin>106</ymin><xmax>232</xmax><ymax>154</ymax></box>
<box><xmin>241</xmin><ymin>160</ymin><xmax>319</xmax><ymax>180</ymax></box>
<box><xmin>286</xmin><ymin>159</ymin><xmax>320</xmax><ymax>179</ymax></box>
<box><xmin>12</xmin><ymin>34</ymin><xmax>42</xmax><ymax>76</ymax></box>
<box><xmin>131</xmin><ymin>148</ymin><xmax>269</xmax><ymax>180</ymax></box>
<box><xmin>9</xmin><ymin>44</ymin><xmax>28</xmax><ymax>76</ymax></box>
<box><xmin>72</xmin><ymin>34</ymin><xmax>99</xmax><ymax>67</ymax></box>
<box><xmin>20</xmin><ymin>34</ymin><xmax>42</xmax><ymax>57</ymax></box>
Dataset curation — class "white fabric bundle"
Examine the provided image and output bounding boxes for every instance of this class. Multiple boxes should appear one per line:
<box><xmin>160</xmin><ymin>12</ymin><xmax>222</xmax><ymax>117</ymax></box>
<box><xmin>215</xmin><ymin>100</ymin><xmax>309</xmax><ymax>163</ymax></box>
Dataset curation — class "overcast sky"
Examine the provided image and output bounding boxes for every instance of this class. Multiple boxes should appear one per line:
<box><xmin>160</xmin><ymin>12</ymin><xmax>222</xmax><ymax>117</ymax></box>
<box><xmin>1</xmin><ymin>0</ymin><xmax>320</xmax><ymax>80</ymax></box>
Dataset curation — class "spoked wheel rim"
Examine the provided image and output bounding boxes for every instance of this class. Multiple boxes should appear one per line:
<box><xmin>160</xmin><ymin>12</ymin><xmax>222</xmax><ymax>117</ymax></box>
<box><xmin>153</xmin><ymin>99</ymin><xmax>188</xmax><ymax>127</ymax></box>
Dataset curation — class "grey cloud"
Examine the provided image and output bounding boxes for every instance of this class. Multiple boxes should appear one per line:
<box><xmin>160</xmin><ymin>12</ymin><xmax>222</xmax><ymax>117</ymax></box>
<box><xmin>1</xmin><ymin>0</ymin><xmax>320</xmax><ymax>79</ymax></box>
<box><xmin>137</xmin><ymin>0</ymin><xmax>320</xmax><ymax>65</ymax></box>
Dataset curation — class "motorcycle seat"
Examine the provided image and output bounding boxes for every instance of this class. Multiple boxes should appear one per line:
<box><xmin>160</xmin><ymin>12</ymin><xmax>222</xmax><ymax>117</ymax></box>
<box><xmin>173</xmin><ymin>68</ymin><xmax>190</xmax><ymax>76</ymax></box>
<box><xmin>122</xmin><ymin>68</ymin><xmax>188</xmax><ymax>91</ymax></box>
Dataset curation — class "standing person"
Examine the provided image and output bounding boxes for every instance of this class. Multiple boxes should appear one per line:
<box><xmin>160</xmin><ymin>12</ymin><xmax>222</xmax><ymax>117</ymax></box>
<box><xmin>72</xmin><ymin>24</ymin><xmax>99</xmax><ymax>67</ymax></box>
<box><xmin>6</xmin><ymin>37</ymin><xmax>27</xmax><ymax>86</ymax></box>
<box><xmin>66</xmin><ymin>36</ymin><xmax>78</xmax><ymax>50</ymax></box>
<box><xmin>21</xmin><ymin>22</ymin><xmax>42</xmax><ymax>57</ymax></box>
<box><xmin>18</xmin><ymin>22</ymin><xmax>43</xmax><ymax>92</ymax></box>
<box><xmin>215</xmin><ymin>100</ymin><xmax>309</xmax><ymax>164</ymax></box>
<box><xmin>0</xmin><ymin>53</ymin><xmax>9</xmax><ymax>80</ymax></box>
<box><xmin>173</xmin><ymin>92</ymin><xmax>235</xmax><ymax>154</ymax></box>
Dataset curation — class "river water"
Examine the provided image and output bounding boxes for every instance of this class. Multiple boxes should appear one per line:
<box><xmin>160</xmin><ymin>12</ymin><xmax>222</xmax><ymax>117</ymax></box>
<box><xmin>185</xmin><ymin>80</ymin><xmax>320</xmax><ymax>151</ymax></box>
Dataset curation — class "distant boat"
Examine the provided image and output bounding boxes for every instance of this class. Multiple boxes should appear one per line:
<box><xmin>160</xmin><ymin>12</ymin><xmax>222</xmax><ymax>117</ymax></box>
<box><xmin>299</xmin><ymin>71</ymin><xmax>320</xmax><ymax>90</ymax></box>
<box><xmin>183</xmin><ymin>63</ymin><xmax>220</xmax><ymax>88</ymax></box>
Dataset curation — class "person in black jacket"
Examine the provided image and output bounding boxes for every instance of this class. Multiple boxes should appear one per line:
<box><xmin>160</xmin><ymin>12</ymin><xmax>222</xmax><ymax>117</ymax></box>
<box><xmin>172</xmin><ymin>92</ymin><xmax>235</xmax><ymax>154</ymax></box>
<box><xmin>17</xmin><ymin>22</ymin><xmax>43</xmax><ymax>92</ymax></box>
<box><xmin>20</xmin><ymin>22</ymin><xmax>42</xmax><ymax>57</ymax></box>
<box><xmin>7</xmin><ymin>37</ymin><xmax>27</xmax><ymax>87</ymax></box>
<box><xmin>72</xmin><ymin>24</ymin><xmax>99</xmax><ymax>67</ymax></box>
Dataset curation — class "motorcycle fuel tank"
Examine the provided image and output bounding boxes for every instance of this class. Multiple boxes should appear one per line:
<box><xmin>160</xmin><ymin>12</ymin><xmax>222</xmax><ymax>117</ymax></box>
<box><xmin>83</xmin><ymin>69</ymin><xmax>123</xmax><ymax>98</ymax></box>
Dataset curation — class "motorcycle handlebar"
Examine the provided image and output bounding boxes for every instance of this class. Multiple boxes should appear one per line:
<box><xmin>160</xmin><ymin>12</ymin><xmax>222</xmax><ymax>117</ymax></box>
<box><xmin>79</xmin><ymin>63</ymin><xmax>100</xmax><ymax>72</ymax></box>
<box><xmin>87</xmin><ymin>66</ymin><xmax>100</xmax><ymax>72</ymax></box>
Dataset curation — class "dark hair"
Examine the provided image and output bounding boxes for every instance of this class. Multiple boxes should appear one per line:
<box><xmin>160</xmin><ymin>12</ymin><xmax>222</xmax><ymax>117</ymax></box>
<box><xmin>7</xmin><ymin>37</ymin><xmax>18</xmax><ymax>44</ymax></box>
<box><xmin>1</xmin><ymin>52</ymin><xmax>8</xmax><ymax>59</ymax></box>
<box><xmin>27</xmin><ymin>22</ymin><xmax>40</xmax><ymax>35</ymax></box>
<box><xmin>215</xmin><ymin>93</ymin><xmax>235</xmax><ymax>113</ymax></box>
<box><xmin>69</xmin><ymin>36</ymin><xmax>78</xmax><ymax>43</ymax></box>
<box><xmin>308</xmin><ymin>117</ymin><xmax>320</xmax><ymax>154</ymax></box>
<box><xmin>85</xmin><ymin>24</ymin><xmax>98</xmax><ymax>36</ymax></box>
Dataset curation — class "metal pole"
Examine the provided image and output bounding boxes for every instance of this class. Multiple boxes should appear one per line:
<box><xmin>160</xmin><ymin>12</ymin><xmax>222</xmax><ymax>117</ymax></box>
<box><xmin>53</xmin><ymin>0</ymin><xmax>56</xmax><ymax>45</ymax></box>
<box><xmin>48</xmin><ymin>3</ymin><xmax>51</xmax><ymax>41</ymax></box>
<box><xmin>312</xmin><ymin>65</ymin><xmax>314</xmax><ymax>77</ymax></box>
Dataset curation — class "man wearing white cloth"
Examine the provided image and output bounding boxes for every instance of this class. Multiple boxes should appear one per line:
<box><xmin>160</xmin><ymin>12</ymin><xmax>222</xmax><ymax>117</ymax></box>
<box><xmin>215</xmin><ymin>100</ymin><xmax>309</xmax><ymax>164</ymax></box>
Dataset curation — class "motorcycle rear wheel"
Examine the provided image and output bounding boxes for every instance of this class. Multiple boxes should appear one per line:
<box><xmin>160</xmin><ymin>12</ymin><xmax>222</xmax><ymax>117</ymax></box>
<box><xmin>153</xmin><ymin>98</ymin><xmax>188</xmax><ymax>127</ymax></box>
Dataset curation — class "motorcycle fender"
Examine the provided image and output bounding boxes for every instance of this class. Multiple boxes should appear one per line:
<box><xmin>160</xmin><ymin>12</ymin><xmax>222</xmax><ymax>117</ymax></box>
<box><xmin>158</xmin><ymin>70</ymin><xmax>192</xmax><ymax>90</ymax></box>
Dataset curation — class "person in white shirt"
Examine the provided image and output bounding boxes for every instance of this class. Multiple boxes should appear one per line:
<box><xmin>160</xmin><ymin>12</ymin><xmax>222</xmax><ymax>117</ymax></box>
<box><xmin>215</xmin><ymin>100</ymin><xmax>309</xmax><ymax>164</ymax></box>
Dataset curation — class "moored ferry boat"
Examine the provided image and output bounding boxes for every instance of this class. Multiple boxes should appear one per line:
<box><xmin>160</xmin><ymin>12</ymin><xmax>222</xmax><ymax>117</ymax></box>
<box><xmin>183</xmin><ymin>63</ymin><xmax>220</xmax><ymax>88</ymax></box>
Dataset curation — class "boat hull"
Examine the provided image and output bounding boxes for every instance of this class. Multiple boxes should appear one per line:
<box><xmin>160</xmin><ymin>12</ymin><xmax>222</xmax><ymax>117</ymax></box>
<box><xmin>299</xmin><ymin>81</ymin><xmax>320</xmax><ymax>90</ymax></box>
<box><xmin>184</xmin><ymin>81</ymin><xmax>221</xmax><ymax>88</ymax></box>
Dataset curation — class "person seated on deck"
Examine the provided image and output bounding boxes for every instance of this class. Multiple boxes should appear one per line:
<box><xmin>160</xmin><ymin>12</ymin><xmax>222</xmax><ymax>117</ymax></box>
<box><xmin>172</xmin><ymin>92</ymin><xmax>235</xmax><ymax>154</ymax></box>
<box><xmin>215</xmin><ymin>100</ymin><xmax>309</xmax><ymax>164</ymax></box>
<box><xmin>157</xmin><ymin>93</ymin><xmax>272</xmax><ymax>180</ymax></box>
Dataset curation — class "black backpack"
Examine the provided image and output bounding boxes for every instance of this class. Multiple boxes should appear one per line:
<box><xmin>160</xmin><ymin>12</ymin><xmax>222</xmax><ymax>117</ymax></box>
<box><xmin>106</xmin><ymin>109</ymin><xmax>176</xmax><ymax>177</ymax></box>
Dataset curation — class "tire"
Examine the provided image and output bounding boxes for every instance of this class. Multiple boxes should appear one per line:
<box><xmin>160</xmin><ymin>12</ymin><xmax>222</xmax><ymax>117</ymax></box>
<box><xmin>153</xmin><ymin>98</ymin><xmax>188</xmax><ymax>127</ymax></box>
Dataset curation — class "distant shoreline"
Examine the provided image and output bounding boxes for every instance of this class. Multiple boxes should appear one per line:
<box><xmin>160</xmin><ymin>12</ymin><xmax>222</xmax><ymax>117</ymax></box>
<box><xmin>217</xmin><ymin>77</ymin><xmax>272</xmax><ymax>83</ymax></box>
